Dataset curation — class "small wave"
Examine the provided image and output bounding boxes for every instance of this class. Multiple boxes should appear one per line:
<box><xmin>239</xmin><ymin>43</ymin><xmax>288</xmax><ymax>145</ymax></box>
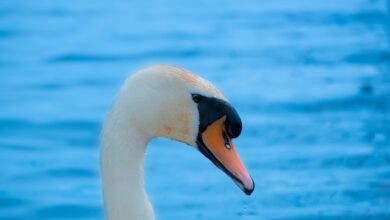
<box><xmin>0</xmin><ymin>29</ymin><xmax>19</xmax><ymax>38</ymax></box>
<box><xmin>0</xmin><ymin>196</ymin><xmax>26</xmax><ymax>209</ymax></box>
<box><xmin>48</xmin><ymin>49</ymin><xmax>204</xmax><ymax>63</ymax></box>
<box><xmin>287</xmin><ymin>95</ymin><xmax>390</xmax><ymax>113</ymax></box>
<box><xmin>46</xmin><ymin>167</ymin><xmax>97</xmax><ymax>178</ymax></box>
<box><xmin>321</xmin><ymin>154</ymin><xmax>390</xmax><ymax>169</ymax></box>
<box><xmin>239</xmin><ymin>93</ymin><xmax>390</xmax><ymax>114</ymax></box>
<box><xmin>34</xmin><ymin>204</ymin><xmax>102</xmax><ymax>218</ymax></box>
<box><xmin>279</xmin><ymin>10</ymin><xmax>389</xmax><ymax>26</ymax></box>
<box><xmin>0</xmin><ymin>118</ymin><xmax>99</xmax><ymax>131</ymax></box>
<box><xmin>345</xmin><ymin>50</ymin><xmax>390</xmax><ymax>65</ymax></box>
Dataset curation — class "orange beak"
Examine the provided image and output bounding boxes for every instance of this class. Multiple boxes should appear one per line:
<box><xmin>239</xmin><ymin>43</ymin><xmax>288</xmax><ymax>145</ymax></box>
<box><xmin>199</xmin><ymin>116</ymin><xmax>254</xmax><ymax>195</ymax></box>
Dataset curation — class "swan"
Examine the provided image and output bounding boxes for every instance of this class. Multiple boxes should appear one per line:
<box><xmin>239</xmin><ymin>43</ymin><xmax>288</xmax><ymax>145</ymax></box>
<box><xmin>100</xmin><ymin>65</ymin><xmax>254</xmax><ymax>220</ymax></box>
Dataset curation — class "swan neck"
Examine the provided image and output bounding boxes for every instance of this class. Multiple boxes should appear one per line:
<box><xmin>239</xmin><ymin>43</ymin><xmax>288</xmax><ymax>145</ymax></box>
<box><xmin>100</xmin><ymin>110</ymin><xmax>154</xmax><ymax>220</ymax></box>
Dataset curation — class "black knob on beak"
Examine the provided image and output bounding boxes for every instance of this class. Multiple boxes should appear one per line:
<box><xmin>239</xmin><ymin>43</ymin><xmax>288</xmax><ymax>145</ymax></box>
<box><xmin>224</xmin><ymin>104</ymin><xmax>242</xmax><ymax>138</ymax></box>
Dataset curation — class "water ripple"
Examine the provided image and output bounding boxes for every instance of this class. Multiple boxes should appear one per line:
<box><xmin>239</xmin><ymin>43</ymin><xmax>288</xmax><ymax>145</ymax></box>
<box><xmin>48</xmin><ymin>49</ymin><xmax>204</xmax><ymax>63</ymax></box>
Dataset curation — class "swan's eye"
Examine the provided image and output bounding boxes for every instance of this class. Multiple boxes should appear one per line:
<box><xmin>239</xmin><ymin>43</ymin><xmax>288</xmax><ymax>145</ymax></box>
<box><xmin>192</xmin><ymin>94</ymin><xmax>202</xmax><ymax>103</ymax></box>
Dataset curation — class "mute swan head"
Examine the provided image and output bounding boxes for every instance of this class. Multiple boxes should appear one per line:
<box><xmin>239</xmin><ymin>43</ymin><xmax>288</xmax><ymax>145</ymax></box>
<box><xmin>115</xmin><ymin>65</ymin><xmax>254</xmax><ymax>194</ymax></box>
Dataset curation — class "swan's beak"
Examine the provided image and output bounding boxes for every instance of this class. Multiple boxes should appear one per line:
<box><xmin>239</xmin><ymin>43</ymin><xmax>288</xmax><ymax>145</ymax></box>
<box><xmin>197</xmin><ymin>116</ymin><xmax>254</xmax><ymax>195</ymax></box>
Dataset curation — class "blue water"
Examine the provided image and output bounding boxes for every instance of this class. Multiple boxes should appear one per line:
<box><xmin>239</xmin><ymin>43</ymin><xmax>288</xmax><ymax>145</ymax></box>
<box><xmin>1</xmin><ymin>0</ymin><xmax>389</xmax><ymax>219</ymax></box>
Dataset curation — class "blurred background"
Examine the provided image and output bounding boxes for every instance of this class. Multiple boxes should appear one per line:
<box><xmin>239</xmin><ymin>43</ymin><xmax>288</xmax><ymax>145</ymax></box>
<box><xmin>0</xmin><ymin>0</ymin><xmax>389</xmax><ymax>219</ymax></box>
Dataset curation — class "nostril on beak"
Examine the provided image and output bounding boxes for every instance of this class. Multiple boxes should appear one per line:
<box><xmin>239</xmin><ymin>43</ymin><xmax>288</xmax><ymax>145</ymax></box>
<box><xmin>222</xmin><ymin>132</ymin><xmax>231</xmax><ymax>150</ymax></box>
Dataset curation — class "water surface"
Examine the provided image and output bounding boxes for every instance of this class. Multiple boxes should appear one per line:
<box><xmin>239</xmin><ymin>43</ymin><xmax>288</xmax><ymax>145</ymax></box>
<box><xmin>0</xmin><ymin>0</ymin><xmax>389</xmax><ymax>219</ymax></box>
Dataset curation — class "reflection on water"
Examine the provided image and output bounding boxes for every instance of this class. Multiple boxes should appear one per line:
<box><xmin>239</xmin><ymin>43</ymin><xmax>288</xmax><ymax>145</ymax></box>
<box><xmin>0</xmin><ymin>0</ymin><xmax>389</xmax><ymax>219</ymax></box>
